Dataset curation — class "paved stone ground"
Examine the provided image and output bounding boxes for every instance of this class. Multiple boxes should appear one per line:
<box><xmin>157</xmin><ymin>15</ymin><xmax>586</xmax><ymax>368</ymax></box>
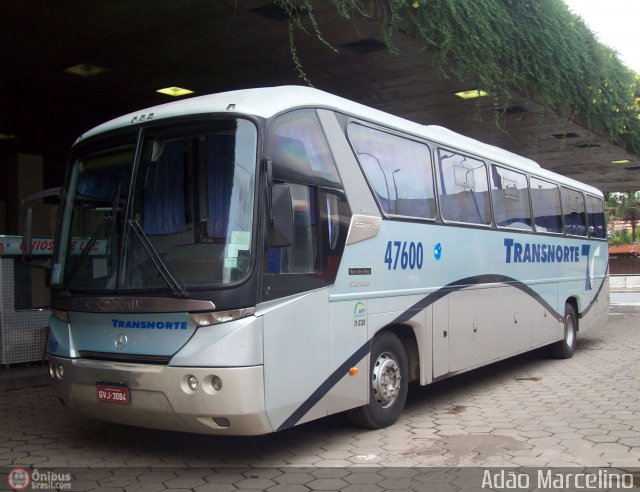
<box><xmin>0</xmin><ymin>296</ymin><xmax>639</xmax><ymax>490</ymax></box>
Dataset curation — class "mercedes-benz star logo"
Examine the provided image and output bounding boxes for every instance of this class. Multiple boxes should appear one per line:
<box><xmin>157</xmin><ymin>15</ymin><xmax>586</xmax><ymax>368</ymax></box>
<box><xmin>114</xmin><ymin>333</ymin><xmax>128</xmax><ymax>351</ymax></box>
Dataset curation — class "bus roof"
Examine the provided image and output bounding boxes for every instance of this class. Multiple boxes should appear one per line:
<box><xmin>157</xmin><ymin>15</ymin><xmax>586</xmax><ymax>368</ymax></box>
<box><xmin>76</xmin><ymin>86</ymin><xmax>602</xmax><ymax>197</ymax></box>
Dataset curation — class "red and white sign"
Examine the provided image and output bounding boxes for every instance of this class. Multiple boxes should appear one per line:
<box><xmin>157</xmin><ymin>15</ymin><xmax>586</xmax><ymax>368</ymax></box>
<box><xmin>0</xmin><ymin>236</ymin><xmax>106</xmax><ymax>256</ymax></box>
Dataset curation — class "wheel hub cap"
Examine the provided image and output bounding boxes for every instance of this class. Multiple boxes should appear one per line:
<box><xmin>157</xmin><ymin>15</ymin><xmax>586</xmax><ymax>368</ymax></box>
<box><xmin>372</xmin><ymin>353</ymin><xmax>401</xmax><ymax>408</ymax></box>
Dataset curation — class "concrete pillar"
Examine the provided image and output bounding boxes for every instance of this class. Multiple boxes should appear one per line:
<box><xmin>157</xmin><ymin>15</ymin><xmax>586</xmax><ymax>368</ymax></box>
<box><xmin>4</xmin><ymin>153</ymin><xmax>53</xmax><ymax>308</ymax></box>
<box><xmin>0</xmin><ymin>201</ymin><xmax>6</xmax><ymax>234</ymax></box>
<box><xmin>6</xmin><ymin>153</ymin><xmax>43</xmax><ymax>234</ymax></box>
<box><xmin>0</xmin><ymin>154</ymin><xmax>8</xmax><ymax>235</ymax></box>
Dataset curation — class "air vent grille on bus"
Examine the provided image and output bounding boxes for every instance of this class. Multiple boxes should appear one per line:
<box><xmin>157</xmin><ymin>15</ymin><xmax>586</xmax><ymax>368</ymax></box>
<box><xmin>79</xmin><ymin>351</ymin><xmax>171</xmax><ymax>365</ymax></box>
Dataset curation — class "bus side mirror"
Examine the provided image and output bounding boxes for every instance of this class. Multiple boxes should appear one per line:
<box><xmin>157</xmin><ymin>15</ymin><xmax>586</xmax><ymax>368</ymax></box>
<box><xmin>20</xmin><ymin>187</ymin><xmax>62</xmax><ymax>262</ymax></box>
<box><xmin>268</xmin><ymin>183</ymin><xmax>294</xmax><ymax>248</ymax></box>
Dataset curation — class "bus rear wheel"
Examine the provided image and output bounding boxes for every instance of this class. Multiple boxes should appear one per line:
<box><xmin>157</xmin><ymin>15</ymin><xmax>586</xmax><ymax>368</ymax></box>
<box><xmin>551</xmin><ymin>303</ymin><xmax>577</xmax><ymax>359</ymax></box>
<box><xmin>347</xmin><ymin>331</ymin><xmax>409</xmax><ymax>429</ymax></box>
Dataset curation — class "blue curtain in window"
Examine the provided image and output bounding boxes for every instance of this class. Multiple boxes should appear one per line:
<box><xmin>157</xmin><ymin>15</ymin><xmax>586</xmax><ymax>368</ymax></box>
<box><xmin>206</xmin><ymin>136</ymin><xmax>235</xmax><ymax>238</ymax></box>
<box><xmin>588</xmin><ymin>211</ymin><xmax>605</xmax><ymax>238</ymax></box>
<box><xmin>143</xmin><ymin>141</ymin><xmax>185</xmax><ymax>235</ymax></box>
<box><xmin>78</xmin><ymin>167</ymin><xmax>130</xmax><ymax>200</ymax></box>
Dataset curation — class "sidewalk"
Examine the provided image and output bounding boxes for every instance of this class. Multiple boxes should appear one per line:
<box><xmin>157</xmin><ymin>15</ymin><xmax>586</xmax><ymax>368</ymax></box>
<box><xmin>0</xmin><ymin>363</ymin><xmax>49</xmax><ymax>391</ymax></box>
<box><xmin>609</xmin><ymin>274</ymin><xmax>640</xmax><ymax>291</ymax></box>
<box><xmin>1</xmin><ymin>301</ymin><xmax>638</xmax><ymax>470</ymax></box>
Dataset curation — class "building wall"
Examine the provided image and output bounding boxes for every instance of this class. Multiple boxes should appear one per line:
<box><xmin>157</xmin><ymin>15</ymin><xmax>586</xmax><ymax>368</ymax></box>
<box><xmin>609</xmin><ymin>256</ymin><xmax>640</xmax><ymax>275</ymax></box>
<box><xmin>2</xmin><ymin>153</ymin><xmax>54</xmax><ymax>308</ymax></box>
<box><xmin>0</xmin><ymin>201</ymin><xmax>6</xmax><ymax>234</ymax></box>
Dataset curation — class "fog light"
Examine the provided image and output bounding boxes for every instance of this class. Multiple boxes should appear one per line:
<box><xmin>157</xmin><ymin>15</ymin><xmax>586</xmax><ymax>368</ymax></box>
<box><xmin>187</xmin><ymin>375</ymin><xmax>199</xmax><ymax>391</ymax></box>
<box><xmin>213</xmin><ymin>417</ymin><xmax>230</xmax><ymax>427</ymax></box>
<box><xmin>211</xmin><ymin>376</ymin><xmax>222</xmax><ymax>391</ymax></box>
<box><xmin>55</xmin><ymin>364</ymin><xmax>64</xmax><ymax>379</ymax></box>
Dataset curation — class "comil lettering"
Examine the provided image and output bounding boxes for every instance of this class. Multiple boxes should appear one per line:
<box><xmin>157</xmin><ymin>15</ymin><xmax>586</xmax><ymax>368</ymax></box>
<box><xmin>354</xmin><ymin>221</ymin><xmax>379</xmax><ymax>229</ymax></box>
<box><xmin>504</xmin><ymin>238</ymin><xmax>580</xmax><ymax>264</ymax></box>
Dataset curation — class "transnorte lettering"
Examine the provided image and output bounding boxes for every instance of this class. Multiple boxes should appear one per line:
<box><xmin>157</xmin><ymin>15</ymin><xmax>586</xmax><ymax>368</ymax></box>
<box><xmin>504</xmin><ymin>238</ymin><xmax>580</xmax><ymax>264</ymax></box>
<box><xmin>111</xmin><ymin>319</ymin><xmax>188</xmax><ymax>330</ymax></box>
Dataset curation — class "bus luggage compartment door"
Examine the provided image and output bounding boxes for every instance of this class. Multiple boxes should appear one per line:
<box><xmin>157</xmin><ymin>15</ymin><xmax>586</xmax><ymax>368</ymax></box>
<box><xmin>448</xmin><ymin>288</ymin><xmax>499</xmax><ymax>373</ymax></box>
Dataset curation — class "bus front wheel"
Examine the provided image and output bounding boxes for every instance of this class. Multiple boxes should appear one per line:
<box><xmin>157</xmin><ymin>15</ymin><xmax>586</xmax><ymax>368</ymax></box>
<box><xmin>551</xmin><ymin>303</ymin><xmax>577</xmax><ymax>359</ymax></box>
<box><xmin>347</xmin><ymin>331</ymin><xmax>409</xmax><ymax>429</ymax></box>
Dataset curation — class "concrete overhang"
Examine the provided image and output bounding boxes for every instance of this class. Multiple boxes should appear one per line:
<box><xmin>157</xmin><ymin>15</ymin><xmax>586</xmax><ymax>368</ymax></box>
<box><xmin>0</xmin><ymin>0</ymin><xmax>637</xmax><ymax>192</ymax></box>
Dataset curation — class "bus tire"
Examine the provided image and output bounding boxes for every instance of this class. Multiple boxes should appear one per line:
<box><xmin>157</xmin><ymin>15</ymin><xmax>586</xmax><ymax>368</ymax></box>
<box><xmin>551</xmin><ymin>303</ymin><xmax>577</xmax><ymax>359</ymax></box>
<box><xmin>347</xmin><ymin>331</ymin><xmax>409</xmax><ymax>429</ymax></box>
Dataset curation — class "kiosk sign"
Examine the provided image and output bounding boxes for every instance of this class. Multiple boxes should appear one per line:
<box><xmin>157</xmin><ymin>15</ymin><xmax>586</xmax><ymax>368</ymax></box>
<box><xmin>0</xmin><ymin>236</ymin><xmax>106</xmax><ymax>256</ymax></box>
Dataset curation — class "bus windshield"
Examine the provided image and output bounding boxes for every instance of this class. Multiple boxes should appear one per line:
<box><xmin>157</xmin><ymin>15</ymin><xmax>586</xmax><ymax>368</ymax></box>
<box><xmin>54</xmin><ymin>118</ymin><xmax>258</xmax><ymax>292</ymax></box>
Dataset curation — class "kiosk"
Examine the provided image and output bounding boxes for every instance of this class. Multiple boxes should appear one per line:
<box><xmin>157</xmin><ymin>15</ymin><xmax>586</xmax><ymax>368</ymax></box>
<box><xmin>0</xmin><ymin>236</ymin><xmax>51</xmax><ymax>365</ymax></box>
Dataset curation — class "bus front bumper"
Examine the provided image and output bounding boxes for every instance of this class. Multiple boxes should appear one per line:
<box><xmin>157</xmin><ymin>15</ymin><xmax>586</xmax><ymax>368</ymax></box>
<box><xmin>48</xmin><ymin>355</ymin><xmax>273</xmax><ymax>435</ymax></box>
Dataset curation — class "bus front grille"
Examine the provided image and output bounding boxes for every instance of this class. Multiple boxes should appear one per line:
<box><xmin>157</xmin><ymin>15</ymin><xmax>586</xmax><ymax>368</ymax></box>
<box><xmin>79</xmin><ymin>351</ymin><xmax>172</xmax><ymax>365</ymax></box>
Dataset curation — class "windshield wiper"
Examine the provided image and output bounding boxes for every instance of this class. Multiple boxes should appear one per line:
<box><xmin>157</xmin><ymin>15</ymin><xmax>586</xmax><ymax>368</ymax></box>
<box><xmin>63</xmin><ymin>181</ymin><xmax>124</xmax><ymax>292</ymax></box>
<box><xmin>63</xmin><ymin>215</ymin><xmax>112</xmax><ymax>292</ymax></box>
<box><xmin>127</xmin><ymin>218</ymin><xmax>186</xmax><ymax>297</ymax></box>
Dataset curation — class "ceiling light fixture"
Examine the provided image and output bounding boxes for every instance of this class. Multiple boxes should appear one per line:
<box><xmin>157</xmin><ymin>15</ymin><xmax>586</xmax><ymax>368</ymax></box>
<box><xmin>156</xmin><ymin>87</ymin><xmax>194</xmax><ymax>97</ymax></box>
<box><xmin>64</xmin><ymin>64</ymin><xmax>109</xmax><ymax>77</ymax></box>
<box><xmin>610</xmin><ymin>159</ymin><xmax>631</xmax><ymax>164</ymax></box>
<box><xmin>454</xmin><ymin>90</ymin><xmax>489</xmax><ymax>100</ymax></box>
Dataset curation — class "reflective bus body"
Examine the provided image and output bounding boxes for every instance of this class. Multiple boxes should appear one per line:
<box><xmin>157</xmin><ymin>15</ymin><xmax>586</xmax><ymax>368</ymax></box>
<box><xmin>48</xmin><ymin>87</ymin><xmax>609</xmax><ymax>434</ymax></box>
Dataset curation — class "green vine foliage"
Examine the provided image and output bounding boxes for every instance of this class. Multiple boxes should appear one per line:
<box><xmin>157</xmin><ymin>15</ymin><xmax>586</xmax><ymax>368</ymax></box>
<box><xmin>278</xmin><ymin>0</ymin><xmax>640</xmax><ymax>155</ymax></box>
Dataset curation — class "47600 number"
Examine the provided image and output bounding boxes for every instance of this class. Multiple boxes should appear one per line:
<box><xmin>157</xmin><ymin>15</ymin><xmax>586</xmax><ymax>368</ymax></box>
<box><xmin>384</xmin><ymin>241</ymin><xmax>424</xmax><ymax>270</ymax></box>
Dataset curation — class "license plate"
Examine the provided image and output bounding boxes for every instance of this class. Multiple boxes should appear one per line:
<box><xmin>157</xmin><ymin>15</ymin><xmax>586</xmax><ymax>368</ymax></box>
<box><xmin>96</xmin><ymin>384</ymin><xmax>130</xmax><ymax>404</ymax></box>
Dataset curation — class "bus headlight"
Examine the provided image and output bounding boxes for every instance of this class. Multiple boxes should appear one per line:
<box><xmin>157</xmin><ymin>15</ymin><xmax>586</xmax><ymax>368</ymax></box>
<box><xmin>187</xmin><ymin>375</ymin><xmax>199</xmax><ymax>391</ymax></box>
<box><xmin>211</xmin><ymin>376</ymin><xmax>222</xmax><ymax>391</ymax></box>
<box><xmin>189</xmin><ymin>307</ymin><xmax>255</xmax><ymax>327</ymax></box>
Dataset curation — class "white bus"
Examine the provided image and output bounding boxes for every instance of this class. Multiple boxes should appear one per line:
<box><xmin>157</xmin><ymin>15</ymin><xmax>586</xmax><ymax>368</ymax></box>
<box><xmin>43</xmin><ymin>86</ymin><xmax>609</xmax><ymax>435</ymax></box>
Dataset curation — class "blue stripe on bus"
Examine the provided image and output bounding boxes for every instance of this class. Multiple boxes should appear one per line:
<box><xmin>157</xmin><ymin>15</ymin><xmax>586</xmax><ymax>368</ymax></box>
<box><xmin>391</xmin><ymin>274</ymin><xmax>564</xmax><ymax>324</ymax></box>
<box><xmin>276</xmin><ymin>340</ymin><xmax>371</xmax><ymax>431</ymax></box>
<box><xmin>279</xmin><ymin>273</ymin><xmax>607</xmax><ymax>430</ymax></box>
<box><xmin>578</xmin><ymin>264</ymin><xmax>609</xmax><ymax>318</ymax></box>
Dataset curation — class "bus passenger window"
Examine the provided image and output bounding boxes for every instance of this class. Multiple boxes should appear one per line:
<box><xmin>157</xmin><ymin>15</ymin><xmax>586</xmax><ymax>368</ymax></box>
<box><xmin>268</xmin><ymin>109</ymin><xmax>341</xmax><ymax>188</ymax></box>
<box><xmin>562</xmin><ymin>187</ymin><xmax>587</xmax><ymax>236</ymax></box>
<box><xmin>436</xmin><ymin>149</ymin><xmax>491</xmax><ymax>225</ymax></box>
<box><xmin>530</xmin><ymin>177</ymin><xmax>563</xmax><ymax>234</ymax></box>
<box><xmin>586</xmin><ymin>195</ymin><xmax>606</xmax><ymax>239</ymax></box>
<box><xmin>347</xmin><ymin>124</ymin><xmax>436</xmax><ymax>219</ymax></box>
<box><xmin>490</xmin><ymin>165</ymin><xmax>532</xmax><ymax>230</ymax></box>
